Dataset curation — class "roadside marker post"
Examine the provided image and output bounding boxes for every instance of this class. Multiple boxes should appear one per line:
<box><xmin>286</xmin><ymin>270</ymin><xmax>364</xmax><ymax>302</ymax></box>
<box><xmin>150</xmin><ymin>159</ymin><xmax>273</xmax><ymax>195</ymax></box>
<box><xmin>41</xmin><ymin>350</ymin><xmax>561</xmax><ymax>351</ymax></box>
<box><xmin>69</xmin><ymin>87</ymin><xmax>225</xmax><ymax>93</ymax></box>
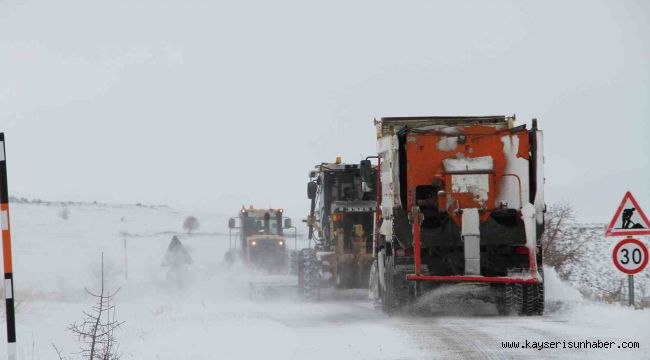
<box><xmin>0</xmin><ymin>133</ymin><xmax>16</xmax><ymax>360</ymax></box>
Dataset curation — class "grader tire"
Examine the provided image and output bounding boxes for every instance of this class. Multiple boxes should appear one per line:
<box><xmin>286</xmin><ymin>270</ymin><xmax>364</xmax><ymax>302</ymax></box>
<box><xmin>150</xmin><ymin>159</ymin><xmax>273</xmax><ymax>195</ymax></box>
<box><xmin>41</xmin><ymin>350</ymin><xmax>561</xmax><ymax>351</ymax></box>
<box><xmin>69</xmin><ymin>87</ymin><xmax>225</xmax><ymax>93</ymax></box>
<box><xmin>299</xmin><ymin>248</ymin><xmax>320</xmax><ymax>301</ymax></box>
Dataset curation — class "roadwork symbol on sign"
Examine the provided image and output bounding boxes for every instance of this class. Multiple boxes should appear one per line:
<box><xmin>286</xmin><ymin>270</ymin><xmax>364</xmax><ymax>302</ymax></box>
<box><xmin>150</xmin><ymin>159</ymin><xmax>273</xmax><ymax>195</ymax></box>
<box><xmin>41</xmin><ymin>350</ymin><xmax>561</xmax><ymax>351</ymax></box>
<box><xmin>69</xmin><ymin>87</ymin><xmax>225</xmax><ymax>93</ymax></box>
<box><xmin>612</xmin><ymin>238</ymin><xmax>648</xmax><ymax>275</ymax></box>
<box><xmin>605</xmin><ymin>191</ymin><xmax>650</xmax><ymax>237</ymax></box>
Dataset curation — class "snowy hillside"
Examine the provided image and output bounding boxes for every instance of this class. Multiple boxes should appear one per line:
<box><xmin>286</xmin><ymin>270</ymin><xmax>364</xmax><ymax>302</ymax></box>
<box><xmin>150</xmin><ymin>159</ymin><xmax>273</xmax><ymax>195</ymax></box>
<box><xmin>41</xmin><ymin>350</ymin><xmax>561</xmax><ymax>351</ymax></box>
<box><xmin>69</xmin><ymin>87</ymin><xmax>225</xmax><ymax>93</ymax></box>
<box><xmin>5</xmin><ymin>200</ymin><xmax>227</xmax><ymax>296</ymax></box>
<box><xmin>566</xmin><ymin>224</ymin><xmax>650</xmax><ymax>305</ymax></box>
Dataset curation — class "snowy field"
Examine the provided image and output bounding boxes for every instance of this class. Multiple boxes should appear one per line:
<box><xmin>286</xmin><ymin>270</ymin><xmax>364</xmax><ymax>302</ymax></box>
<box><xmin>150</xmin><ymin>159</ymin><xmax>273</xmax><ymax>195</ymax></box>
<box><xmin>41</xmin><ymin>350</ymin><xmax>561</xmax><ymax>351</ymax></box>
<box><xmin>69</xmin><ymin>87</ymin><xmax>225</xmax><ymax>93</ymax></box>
<box><xmin>1</xmin><ymin>202</ymin><xmax>649</xmax><ymax>359</ymax></box>
<box><xmin>0</xmin><ymin>202</ymin><xmax>426</xmax><ymax>360</ymax></box>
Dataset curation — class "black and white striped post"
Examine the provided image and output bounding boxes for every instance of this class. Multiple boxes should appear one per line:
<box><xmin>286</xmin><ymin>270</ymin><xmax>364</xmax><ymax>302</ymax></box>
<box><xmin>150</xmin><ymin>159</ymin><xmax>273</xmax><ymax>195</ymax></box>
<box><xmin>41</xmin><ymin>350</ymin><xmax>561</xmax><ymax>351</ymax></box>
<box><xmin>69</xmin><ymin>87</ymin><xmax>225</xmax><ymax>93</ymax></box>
<box><xmin>0</xmin><ymin>133</ymin><xmax>16</xmax><ymax>360</ymax></box>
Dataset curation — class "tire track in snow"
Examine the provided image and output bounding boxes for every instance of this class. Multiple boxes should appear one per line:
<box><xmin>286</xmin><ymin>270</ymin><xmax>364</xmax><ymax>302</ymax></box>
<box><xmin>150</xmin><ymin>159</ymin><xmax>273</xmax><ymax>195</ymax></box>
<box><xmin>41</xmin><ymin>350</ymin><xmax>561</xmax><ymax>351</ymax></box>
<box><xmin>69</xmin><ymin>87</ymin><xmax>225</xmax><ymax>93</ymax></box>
<box><xmin>393</xmin><ymin>316</ymin><xmax>510</xmax><ymax>360</ymax></box>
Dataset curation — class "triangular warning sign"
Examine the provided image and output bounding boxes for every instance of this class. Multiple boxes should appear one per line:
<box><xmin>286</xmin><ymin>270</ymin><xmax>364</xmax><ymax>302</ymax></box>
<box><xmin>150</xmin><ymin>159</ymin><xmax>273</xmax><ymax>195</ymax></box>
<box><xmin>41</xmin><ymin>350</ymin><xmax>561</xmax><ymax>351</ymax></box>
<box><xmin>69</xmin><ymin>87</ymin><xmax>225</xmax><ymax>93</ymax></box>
<box><xmin>162</xmin><ymin>235</ymin><xmax>193</xmax><ymax>266</ymax></box>
<box><xmin>605</xmin><ymin>191</ymin><xmax>650</xmax><ymax>237</ymax></box>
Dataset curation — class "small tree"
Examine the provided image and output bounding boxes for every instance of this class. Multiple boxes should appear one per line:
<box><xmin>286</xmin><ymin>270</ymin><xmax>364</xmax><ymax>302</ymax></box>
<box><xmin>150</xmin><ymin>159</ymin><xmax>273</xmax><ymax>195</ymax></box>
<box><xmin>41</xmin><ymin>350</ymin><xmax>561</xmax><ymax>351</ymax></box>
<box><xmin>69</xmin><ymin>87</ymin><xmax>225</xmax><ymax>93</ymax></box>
<box><xmin>541</xmin><ymin>202</ymin><xmax>588</xmax><ymax>278</ymax></box>
<box><xmin>59</xmin><ymin>208</ymin><xmax>71</xmax><ymax>220</ymax></box>
<box><xmin>183</xmin><ymin>216</ymin><xmax>200</xmax><ymax>234</ymax></box>
<box><xmin>54</xmin><ymin>253</ymin><xmax>123</xmax><ymax>360</ymax></box>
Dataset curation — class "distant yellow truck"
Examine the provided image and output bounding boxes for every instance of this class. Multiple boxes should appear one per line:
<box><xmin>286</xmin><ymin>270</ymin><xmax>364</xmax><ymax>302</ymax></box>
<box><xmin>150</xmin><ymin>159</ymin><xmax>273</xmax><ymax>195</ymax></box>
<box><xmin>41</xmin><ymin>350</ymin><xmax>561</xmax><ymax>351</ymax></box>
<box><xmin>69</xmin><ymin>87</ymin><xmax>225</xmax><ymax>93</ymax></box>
<box><xmin>227</xmin><ymin>206</ymin><xmax>293</xmax><ymax>273</ymax></box>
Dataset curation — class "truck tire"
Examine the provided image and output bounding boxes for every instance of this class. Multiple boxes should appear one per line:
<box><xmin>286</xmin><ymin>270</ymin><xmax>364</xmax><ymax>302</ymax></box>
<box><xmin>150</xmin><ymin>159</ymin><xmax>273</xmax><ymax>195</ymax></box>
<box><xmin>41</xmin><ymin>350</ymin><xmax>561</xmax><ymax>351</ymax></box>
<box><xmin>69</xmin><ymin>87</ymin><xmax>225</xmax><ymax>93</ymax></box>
<box><xmin>289</xmin><ymin>250</ymin><xmax>299</xmax><ymax>275</ymax></box>
<box><xmin>501</xmin><ymin>283</ymin><xmax>524</xmax><ymax>316</ymax></box>
<box><xmin>495</xmin><ymin>292</ymin><xmax>507</xmax><ymax>315</ymax></box>
<box><xmin>535</xmin><ymin>278</ymin><xmax>545</xmax><ymax>315</ymax></box>
<box><xmin>224</xmin><ymin>249</ymin><xmax>238</xmax><ymax>267</ymax></box>
<box><xmin>534</xmin><ymin>282</ymin><xmax>546</xmax><ymax>316</ymax></box>
<box><xmin>358</xmin><ymin>260</ymin><xmax>371</xmax><ymax>290</ymax></box>
<box><xmin>368</xmin><ymin>259</ymin><xmax>382</xmax><ymax>309</ymax></box>
<box><xmin>499</xmin><ymin>281</ymin><xmax>544</xmax><ymax>316</ymax></box>
<box><xmin>524</xmin><ymin>268</ymin><xmax>544</xmax><ymax>316</ymax></box>
<box><xmin>299</xmin><ymin>248</ymin><xmax>320</xmax><ymax>301</ymax></box>
<box><xmin>336</xmin><ymin>261</ymin><xmax>355</xmax><ymax>289</ymax></box>
<box><xmin>382</xmin><ymin>258</ymin><xmax>395</xmax><ymax>314</ymax></box>
<box><xmin>381</xmin><ymin>256</ymin><xmax>410</xmax><ymax>315</ymax></box>
<box><xmin>523</xmin><ymin>283</ymin><xmax>544</xmax><ymax>315</ymax></box>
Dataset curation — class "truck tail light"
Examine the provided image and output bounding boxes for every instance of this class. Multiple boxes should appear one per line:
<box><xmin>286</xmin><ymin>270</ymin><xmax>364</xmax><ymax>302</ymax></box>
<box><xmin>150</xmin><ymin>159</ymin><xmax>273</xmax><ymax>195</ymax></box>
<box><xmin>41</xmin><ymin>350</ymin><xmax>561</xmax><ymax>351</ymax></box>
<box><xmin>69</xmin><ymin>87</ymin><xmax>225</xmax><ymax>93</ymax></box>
<box><xmin>331</xmin><ymin>213</ymin><xmax>343</xmax><ymax>222</ymax></box>
<box><xmin>514</xmin><ymin>246</ymin><xmax>529</xmax><ymax>255</ymax></box>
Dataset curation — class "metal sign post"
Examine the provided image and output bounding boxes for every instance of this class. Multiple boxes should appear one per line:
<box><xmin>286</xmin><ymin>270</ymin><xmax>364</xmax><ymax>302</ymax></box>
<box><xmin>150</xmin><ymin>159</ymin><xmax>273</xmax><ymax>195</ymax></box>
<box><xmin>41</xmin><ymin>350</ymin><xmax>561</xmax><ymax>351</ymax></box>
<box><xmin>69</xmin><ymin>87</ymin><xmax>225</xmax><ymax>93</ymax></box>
<box><xmin>628</xmin><ymin>274</ymin><xmax>634</xmax><ymax>307</ymax></box>
<box><xmin>123</xmin><ymin>233</ymin><xmax>128</xmax><ymax>281</ymax></box>
<box><xmin>0</xmin><ymin>133</ymin><xmax>17</xmax><ymax>360</ymax></box>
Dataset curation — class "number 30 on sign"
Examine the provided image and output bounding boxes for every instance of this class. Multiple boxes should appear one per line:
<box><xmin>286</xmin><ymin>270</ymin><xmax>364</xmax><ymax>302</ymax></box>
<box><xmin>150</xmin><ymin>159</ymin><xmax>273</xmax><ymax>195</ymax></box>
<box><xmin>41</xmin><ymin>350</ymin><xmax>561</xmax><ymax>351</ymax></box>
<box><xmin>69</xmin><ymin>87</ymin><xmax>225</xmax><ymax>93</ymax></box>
<box><xmin>612</xmin><ymin>238</ymin><xmax>649</xmax><ymax>275</ymax></box>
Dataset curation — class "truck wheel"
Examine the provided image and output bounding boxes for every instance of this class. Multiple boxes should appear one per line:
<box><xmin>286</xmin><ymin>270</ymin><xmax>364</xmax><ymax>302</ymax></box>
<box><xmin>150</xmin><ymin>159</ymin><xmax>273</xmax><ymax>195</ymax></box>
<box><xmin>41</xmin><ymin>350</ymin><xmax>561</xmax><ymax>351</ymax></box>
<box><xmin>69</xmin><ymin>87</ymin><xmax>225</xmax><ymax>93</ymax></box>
<box><xmin>524</xmin><ymin>269</ymin><xmax>544</xmax><ymax>316</ymax></box>
<box><xmin>358</xmin><ymin>260</ymin><xmax>371</xmax><ymax>290</ymax></box>
<box><xmin>523</xmin><ymin>283</ymin><xmax>544</xmax><ymax>315</ymax></box>
<box><xmin>299</xmin><ymin>248</ymin><xmax>320</xmax><ymax>301</ymax></box>
<box><xmin>496</xmin><ymin>298</ymin><xmax>506</xmax><ymax>315</ymax></box>
<box><xmin>535</xmin><ymin>278</ymin><xmax>545</xmax><ymax>315</ymax></box>
<box><xmin>289</xmin><ymin>250</ymin><xmax>299</xmax><ymax>275</ymax></box>
<box><xmin>503</xmin><ymin>283</ymin><xmax>524</xmax><ymax>315</ymax></box>
<box><xmin>297</xmin><ymin>251</ymin><xmax>305</xmax><ymax>292</ymax></box>
<box><xmin>381</xmin><ymin>256</ymin><xmax>409</xmax><ymax>315</ymax></box>
<box><xmin>336</xmin><ymin>261</ymin><xmax>354</xmax><ymax>289</ymax></box>
<box><xmin>224</xmin><ymin>249</ymin><xmax>238</xmax><ymax>267</ymax></box>
<box><xmin>368</xmin><ymin>259</ymin><xmax>381</xmax><ymax>309</ymax></box>
<box><xmin>495</xmin><ymin>285</ymin><xmax>507</xmax><ymax>315</ymax></box>
<box><xmin>382</xmin><ymin>258</ymin><xmax>395</xmax><ymax>314</ymax></box>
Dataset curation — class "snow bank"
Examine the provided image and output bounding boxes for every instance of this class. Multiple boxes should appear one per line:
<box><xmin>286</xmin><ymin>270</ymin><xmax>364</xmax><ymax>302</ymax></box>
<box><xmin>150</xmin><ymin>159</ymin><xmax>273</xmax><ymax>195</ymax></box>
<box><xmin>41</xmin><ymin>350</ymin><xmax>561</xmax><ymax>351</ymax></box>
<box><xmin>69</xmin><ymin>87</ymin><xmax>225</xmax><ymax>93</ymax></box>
<box><xmin>544</xmin><ymin>266</ymin><xmax>583</xmax><ymax>303</ymax></box>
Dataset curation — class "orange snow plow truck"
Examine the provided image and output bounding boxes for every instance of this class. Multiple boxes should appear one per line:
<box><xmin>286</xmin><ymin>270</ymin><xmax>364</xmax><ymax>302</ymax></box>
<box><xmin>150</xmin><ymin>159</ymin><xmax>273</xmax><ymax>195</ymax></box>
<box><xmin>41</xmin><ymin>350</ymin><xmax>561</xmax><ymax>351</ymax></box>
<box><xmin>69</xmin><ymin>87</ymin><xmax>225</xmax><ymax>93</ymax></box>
<box><xmin>365</xmin><ymin>116</ymin><xmax>545</xmax><ymax>315</ymax></box>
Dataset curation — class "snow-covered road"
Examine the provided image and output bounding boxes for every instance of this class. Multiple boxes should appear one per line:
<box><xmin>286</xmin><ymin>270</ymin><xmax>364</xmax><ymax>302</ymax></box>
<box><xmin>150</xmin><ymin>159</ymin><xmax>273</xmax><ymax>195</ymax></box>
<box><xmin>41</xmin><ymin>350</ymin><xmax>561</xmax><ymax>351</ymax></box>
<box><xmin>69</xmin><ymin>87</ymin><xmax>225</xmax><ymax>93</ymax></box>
<box><xmin>1</xmin><ymin>202</ymin><xmax>648</xmax><ymax>359</ymax></box>
<box><xmin>387</xmin><ymin>266</ymin><xmax>649</xmax><ymax>359</ymax></box>
<box><xmin>392</xmin><ymin>306</ymin><xmax>648</xmax><ymax>359</ymax></box>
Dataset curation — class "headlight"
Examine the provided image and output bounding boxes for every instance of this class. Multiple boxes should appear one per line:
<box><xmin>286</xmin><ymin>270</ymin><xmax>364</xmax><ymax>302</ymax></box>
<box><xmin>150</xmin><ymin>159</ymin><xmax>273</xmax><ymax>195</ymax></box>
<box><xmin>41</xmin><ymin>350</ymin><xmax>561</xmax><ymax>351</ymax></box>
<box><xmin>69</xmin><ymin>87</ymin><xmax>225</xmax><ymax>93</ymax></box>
<box><xmin>278</xmin><ymin>241</ymin><xmax>284</xmax><ymax>246</ymax></box>
<box><xmin>251</xmin><ymin>241</ymin><xmax>257</xmax><ymax>246</ymax></box>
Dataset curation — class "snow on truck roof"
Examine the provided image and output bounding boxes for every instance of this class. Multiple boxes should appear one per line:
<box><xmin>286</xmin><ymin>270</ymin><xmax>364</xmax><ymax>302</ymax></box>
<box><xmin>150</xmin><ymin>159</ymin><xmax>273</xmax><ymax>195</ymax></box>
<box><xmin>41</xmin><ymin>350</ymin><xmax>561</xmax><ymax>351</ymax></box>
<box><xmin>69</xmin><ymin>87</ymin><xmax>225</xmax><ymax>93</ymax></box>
<box><xmin>312</xmin><ymin>162</ymin><xmax>377</xmax><ymax>174</ymax></box>
<box><xmin>240</xmin><ymin>206</ymin><xmax>283</xmax><ymax>215</ymax></box>
<box><xmin>375</xmin><ymin>115</ymin><xmax>516</xmax><ymax>137</ymax></box>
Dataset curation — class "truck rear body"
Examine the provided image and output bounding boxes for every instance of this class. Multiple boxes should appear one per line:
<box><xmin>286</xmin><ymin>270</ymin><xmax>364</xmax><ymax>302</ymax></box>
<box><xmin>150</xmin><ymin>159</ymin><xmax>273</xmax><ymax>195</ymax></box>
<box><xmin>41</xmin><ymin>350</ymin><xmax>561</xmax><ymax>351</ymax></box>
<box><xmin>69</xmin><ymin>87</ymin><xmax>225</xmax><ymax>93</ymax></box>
<box><xmin>371</xmin><ymin>116</ymin><xmax>546</xmax><ymax>314</ymax></box>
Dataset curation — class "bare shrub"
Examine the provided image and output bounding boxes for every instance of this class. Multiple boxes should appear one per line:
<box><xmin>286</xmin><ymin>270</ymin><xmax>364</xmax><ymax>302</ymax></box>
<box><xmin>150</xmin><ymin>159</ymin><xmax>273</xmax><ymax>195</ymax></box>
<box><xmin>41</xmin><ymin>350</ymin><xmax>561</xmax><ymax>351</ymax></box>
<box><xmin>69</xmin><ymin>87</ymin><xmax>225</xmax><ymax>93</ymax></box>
<box><xmin>541</xmin><ymin>202</ymin><xmax>588</xmax><ymax>278</ymax></box>
<box><xmin>54</xmin><ymin>253</ymin><xmax>124</xmax><ymax>360</ymax></box>
<box><xmin>59</xmin><ymin>208</ymin><xmax>71</xmax><ymax>220</ymax></box>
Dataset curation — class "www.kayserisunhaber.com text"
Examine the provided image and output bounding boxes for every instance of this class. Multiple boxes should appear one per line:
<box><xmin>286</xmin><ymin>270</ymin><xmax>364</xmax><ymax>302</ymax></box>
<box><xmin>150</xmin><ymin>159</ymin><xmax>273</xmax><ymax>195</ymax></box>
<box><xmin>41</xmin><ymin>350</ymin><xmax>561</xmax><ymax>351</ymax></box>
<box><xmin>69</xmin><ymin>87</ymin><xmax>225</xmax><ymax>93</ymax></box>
<box><xmin>501</xmin><ymin>340</ymin><xmax>640</xmax><ymax>351</ymax></box>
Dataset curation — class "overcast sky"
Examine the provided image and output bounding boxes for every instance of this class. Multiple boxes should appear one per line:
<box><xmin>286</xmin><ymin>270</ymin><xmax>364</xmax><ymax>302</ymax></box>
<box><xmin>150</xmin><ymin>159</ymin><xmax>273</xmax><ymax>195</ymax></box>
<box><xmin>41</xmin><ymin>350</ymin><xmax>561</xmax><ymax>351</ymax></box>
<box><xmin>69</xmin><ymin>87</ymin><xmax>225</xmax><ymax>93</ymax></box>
<box><xmin>1</xmin><ymin>0</ymin><xmax>648</xmax><ymax>224</ymax></box>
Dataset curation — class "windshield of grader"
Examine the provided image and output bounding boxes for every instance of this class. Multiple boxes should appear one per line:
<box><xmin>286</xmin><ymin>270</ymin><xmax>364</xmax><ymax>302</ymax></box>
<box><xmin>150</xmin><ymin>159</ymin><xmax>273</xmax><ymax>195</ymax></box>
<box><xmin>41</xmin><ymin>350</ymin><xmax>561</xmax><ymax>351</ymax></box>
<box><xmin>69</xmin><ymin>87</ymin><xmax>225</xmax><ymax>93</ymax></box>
<box><xmin>327</xmin><ymin>171</ymin><xmax>376</xmax><ymax>202</ymax></box>
<box><xmin>243</xmin><ymin>215</ymin><xmax>281</xmax><ymax>236</ymax></box>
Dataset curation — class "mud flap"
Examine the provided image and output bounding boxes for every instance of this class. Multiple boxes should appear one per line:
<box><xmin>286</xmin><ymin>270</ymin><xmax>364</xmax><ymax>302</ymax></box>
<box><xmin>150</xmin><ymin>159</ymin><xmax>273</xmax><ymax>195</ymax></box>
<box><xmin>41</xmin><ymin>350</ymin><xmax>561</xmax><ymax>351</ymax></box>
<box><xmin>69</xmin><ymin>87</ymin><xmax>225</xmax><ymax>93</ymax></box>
<box><xmin>521</xmin><ymin>203</ymin><xmax>541</xmax><ymax>279</ymax></box>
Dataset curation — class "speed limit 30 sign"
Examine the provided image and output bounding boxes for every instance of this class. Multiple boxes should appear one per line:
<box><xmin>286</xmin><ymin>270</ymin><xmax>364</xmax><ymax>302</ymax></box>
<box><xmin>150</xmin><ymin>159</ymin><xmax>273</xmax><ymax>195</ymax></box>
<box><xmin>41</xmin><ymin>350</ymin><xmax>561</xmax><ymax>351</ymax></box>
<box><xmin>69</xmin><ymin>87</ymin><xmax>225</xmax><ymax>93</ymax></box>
<box><xmin>612</xmin><ymin>238</ymin><xmax>649</xmax><ymax>275</ymax></box>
